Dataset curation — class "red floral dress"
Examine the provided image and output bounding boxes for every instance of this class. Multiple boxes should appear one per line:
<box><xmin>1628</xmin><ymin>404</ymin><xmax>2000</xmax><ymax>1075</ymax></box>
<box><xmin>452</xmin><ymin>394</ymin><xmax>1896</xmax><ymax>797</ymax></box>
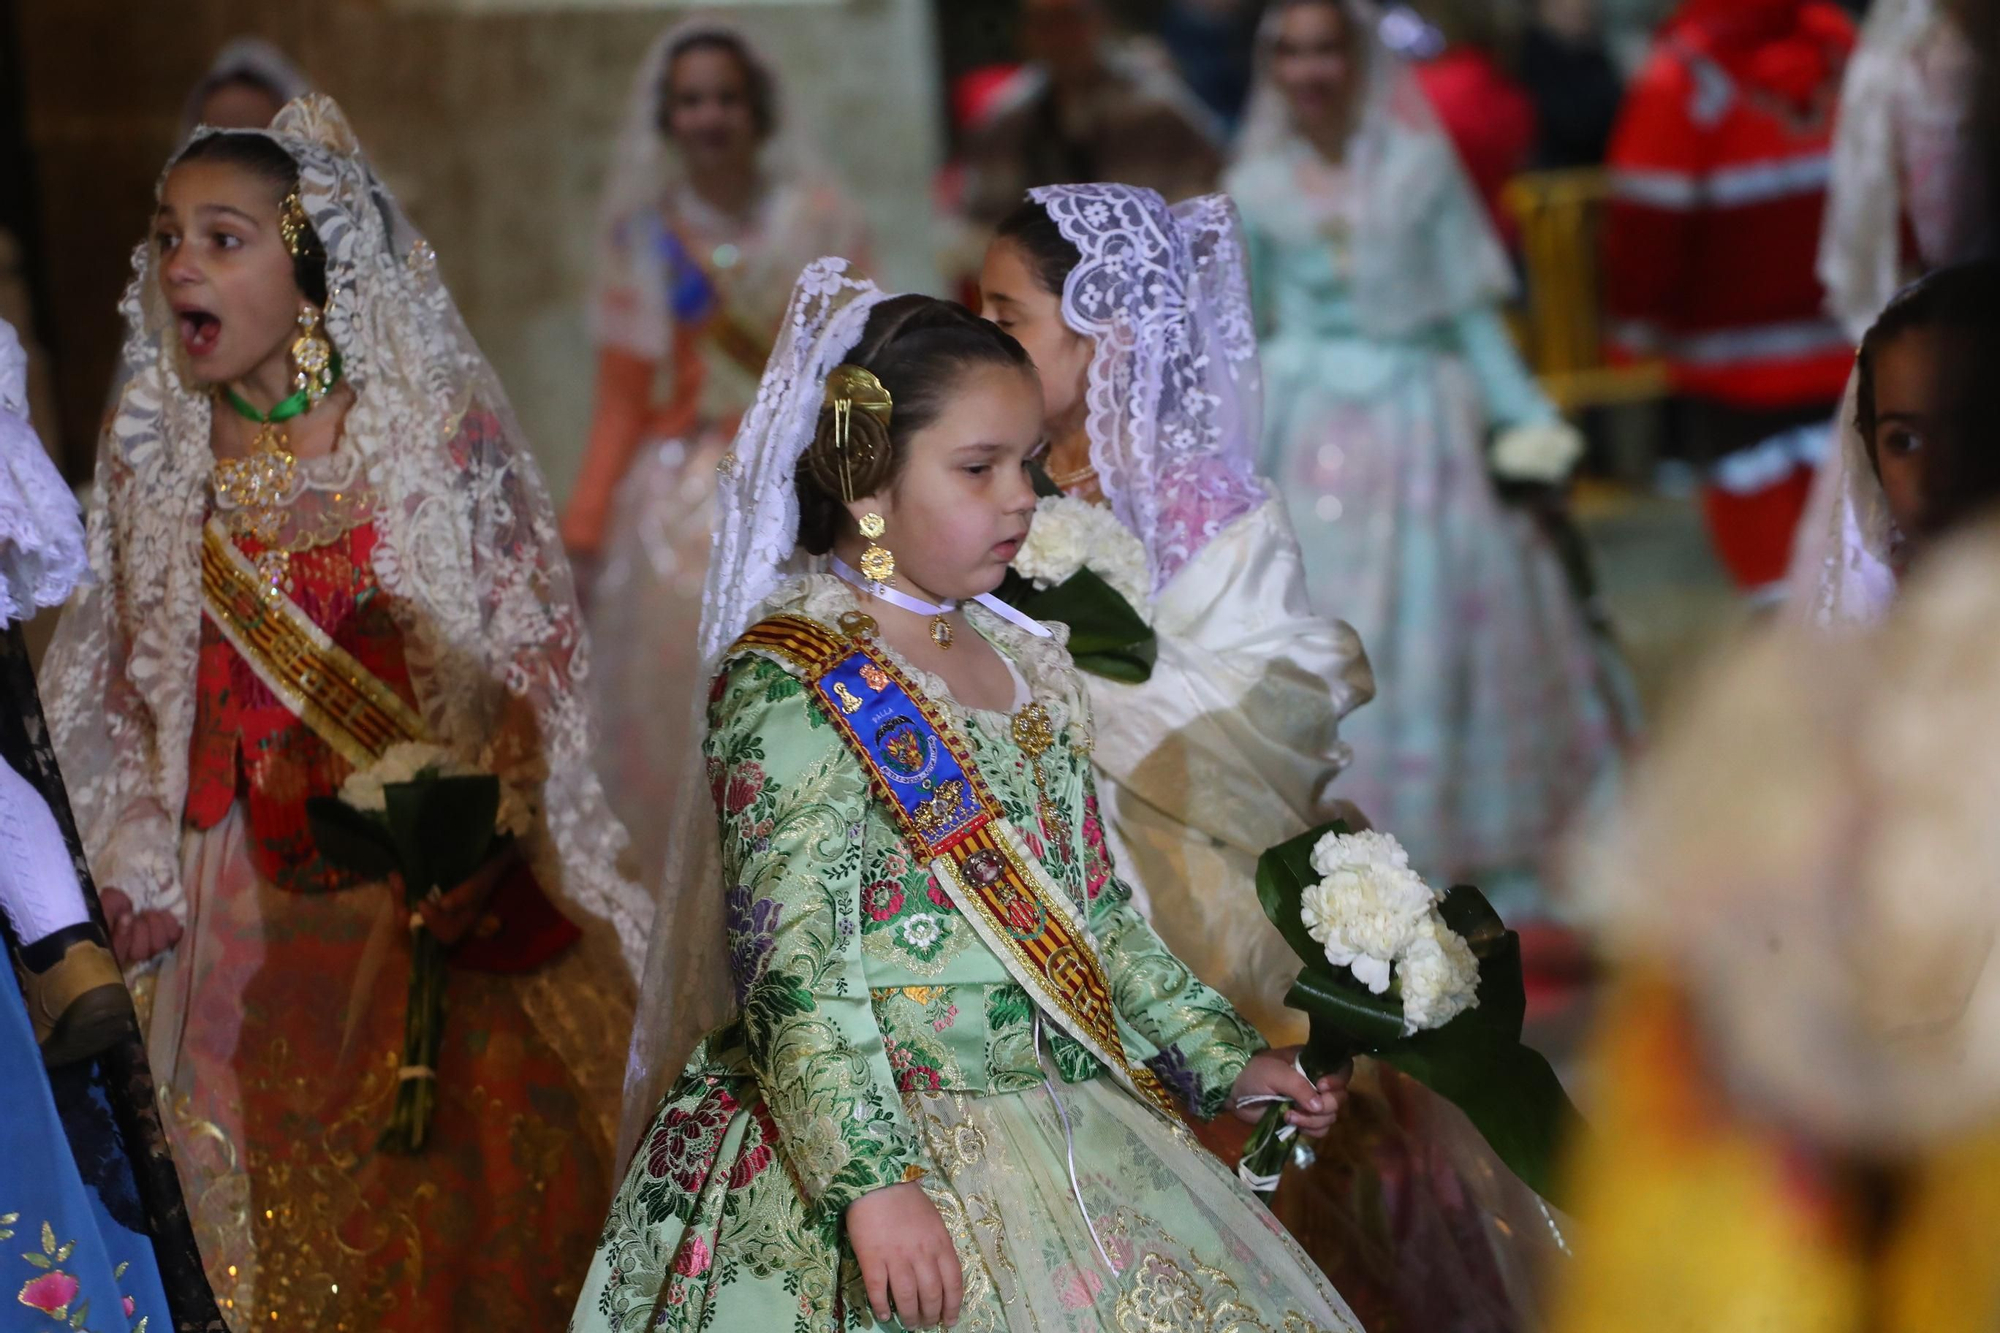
<box><xmin>185</xmin><ymin>525</ymin><xmax>407</xmax><ymax>893</ymax></box>
<box><xmin>155</xmin><ymin>522</ymin><xmax>609</xmax><ymax>1331</ymax></box>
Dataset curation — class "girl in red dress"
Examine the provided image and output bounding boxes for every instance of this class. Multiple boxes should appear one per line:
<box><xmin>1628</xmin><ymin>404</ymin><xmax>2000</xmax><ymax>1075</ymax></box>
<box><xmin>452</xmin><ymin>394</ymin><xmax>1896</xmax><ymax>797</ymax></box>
<box><xmin>44</xmin><ymin>95</ymin><xmax>648</xmax><ymax>1330</ymax></box>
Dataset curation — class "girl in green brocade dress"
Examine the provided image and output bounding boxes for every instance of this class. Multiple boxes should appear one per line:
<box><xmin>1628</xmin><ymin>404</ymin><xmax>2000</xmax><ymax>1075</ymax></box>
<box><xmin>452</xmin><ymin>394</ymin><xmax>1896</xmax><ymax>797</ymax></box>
<box><xmin>574</xmin><ymin>266</ymin><xmax>1362</xmax><ymax>1332</ymax></box>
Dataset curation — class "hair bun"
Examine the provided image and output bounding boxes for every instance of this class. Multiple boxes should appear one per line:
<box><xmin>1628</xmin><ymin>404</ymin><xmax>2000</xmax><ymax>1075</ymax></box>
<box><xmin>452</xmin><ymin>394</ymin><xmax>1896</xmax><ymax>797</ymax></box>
<box><xmin>793</xmin><ymin>293</ymin><xmax>1032</xmax><ymax>556</ymax></box>
<box><xmin>803</xmin><ymin>401</ymin><xmax>894</xmax><ymax>501</ymax></box>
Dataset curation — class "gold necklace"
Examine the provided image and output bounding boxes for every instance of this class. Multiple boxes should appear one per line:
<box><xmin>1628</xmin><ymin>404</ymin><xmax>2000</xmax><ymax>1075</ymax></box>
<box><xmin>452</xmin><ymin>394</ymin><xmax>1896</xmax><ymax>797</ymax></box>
<box><xmin>212</xmin><ymin>391</ymin><xmax>305</xmax><ymax>585</ymax></box>
<box><xmin>210</xmin><ymin>376</ymin><xmax>369</xmax><ymax>592</ymax></box>
<box><xmin>1048</xmin><ymin>461</ymin><xmax>1099</xmax><ymax>492</ymax></box>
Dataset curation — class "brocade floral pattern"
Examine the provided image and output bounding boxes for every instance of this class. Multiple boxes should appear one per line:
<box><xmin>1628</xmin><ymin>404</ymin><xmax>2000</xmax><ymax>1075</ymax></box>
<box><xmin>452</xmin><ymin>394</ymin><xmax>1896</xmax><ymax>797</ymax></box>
<box><xmin>572</xmin><ymin>580</ymin><xmax>1353</xmax><ymax>1332</ymax></box>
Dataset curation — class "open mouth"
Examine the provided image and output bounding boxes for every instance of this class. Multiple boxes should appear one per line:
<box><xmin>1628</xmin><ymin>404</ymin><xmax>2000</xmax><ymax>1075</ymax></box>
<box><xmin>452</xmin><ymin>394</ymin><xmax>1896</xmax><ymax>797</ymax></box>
<box><xmin>175</xmin><ymin>307</ymin><xmax>222</xmax><ymax>358</ymax></box>
<box><xmin>993</xmin><ymin>535</ymin><xmax>1026</xmax><ymax>560</ymax></box>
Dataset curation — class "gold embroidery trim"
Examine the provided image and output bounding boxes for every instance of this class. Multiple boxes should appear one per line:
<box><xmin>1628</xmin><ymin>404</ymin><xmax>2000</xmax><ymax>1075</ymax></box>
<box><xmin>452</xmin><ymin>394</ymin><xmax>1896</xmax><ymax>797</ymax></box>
<box><xmin>200</xmin><ymin>519</ymin><xmax>430</xmax><ymax>769</ymax></box>
<box><xmin>934</xmin><ymin>822</ymin><xmax>1179</xmax><ymax>1120</ymax></box>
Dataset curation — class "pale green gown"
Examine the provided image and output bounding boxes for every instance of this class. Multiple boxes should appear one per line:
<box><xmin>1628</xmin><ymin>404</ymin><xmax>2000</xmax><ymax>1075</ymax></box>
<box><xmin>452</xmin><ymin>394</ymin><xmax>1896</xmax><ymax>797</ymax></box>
<box><xmin>571</xmin><ymin>576</ymin><xmax>1359</xmax><ymax>1333</ymax></box>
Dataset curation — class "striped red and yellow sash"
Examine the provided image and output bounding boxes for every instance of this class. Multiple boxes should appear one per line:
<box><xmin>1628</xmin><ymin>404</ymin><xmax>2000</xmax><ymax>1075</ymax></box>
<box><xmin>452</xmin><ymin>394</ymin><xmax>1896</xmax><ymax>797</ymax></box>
<box><xmin>199</xmin><ymin>519</ymin><xmax>430</xmax><ymax>769</ymax></box>
<box><xmin>730</xmin><ymin>613</ymin><xmax>1177</xmax><ymax>1119</ymax></box>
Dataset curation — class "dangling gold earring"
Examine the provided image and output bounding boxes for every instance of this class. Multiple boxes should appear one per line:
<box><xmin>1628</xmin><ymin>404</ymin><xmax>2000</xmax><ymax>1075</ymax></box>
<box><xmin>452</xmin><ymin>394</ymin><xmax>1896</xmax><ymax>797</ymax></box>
<box><xmin>858</xmin><ymin>512</ymin><xmax>895</xmax><ymax>584</ymax></box>
<box><xmin>290</xmin><ymin>304</ymin><xmax>335</xmax><ymax>408</ymax></box>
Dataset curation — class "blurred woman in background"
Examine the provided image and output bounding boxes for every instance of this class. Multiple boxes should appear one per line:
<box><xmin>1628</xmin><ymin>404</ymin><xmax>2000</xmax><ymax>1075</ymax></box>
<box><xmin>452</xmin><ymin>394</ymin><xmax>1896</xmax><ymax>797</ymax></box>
<box><xmin>1230</xmin><ymin>0</ymin><xmax>1622</xmax><ymax>922</ymax></box>
<box><xmin>564</xmin><ymin>21</ymin><xmax>870</xmax><ymax>882</ymax></box>
<box><xmin>180</xmin><ymin>37</ymin><xmax>308</xmax><ymax>134</ymax></box>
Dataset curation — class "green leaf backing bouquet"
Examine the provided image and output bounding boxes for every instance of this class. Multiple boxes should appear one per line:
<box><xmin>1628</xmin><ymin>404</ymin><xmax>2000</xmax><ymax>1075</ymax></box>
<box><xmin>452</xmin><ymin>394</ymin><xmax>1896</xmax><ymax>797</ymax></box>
<box><xmin>997</xmin><ymin>493</ymin><xmax>1157</xmax><ymax>683</ymax></box>
<box><xmin>1239</xmin><ymin>822</ymin><xmax>1583</xmax><ymax>1202</ymax></box>
<box><xmin>306</xmin><ymin>741</ymin><xmax>523</xmax><ymax>1153</ymax></box>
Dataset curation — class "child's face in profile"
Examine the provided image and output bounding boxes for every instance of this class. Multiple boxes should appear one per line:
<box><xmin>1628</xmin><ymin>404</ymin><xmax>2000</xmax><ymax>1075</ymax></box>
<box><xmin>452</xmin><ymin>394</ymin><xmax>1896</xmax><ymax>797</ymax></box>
<box><xmin>853</xmin><ymin>363</ymin><xmax>1044</xmax><ymax>605</ymax></box>
<box><xmin>978</xmin><ymin>238</ymin><xmax>1092</xmax><ymax>429</ymax></box>
<box><xmin>1867</xmin><ymin>325</ymin><xmax>1946</xmax><ymax>561</ymax></box>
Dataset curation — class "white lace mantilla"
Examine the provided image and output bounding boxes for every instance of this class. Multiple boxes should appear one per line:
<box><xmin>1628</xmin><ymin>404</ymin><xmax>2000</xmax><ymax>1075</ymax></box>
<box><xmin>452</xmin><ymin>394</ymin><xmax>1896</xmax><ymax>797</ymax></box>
<box><xmin>624</xmin><ymin>257</ymin><xmax>893</xmax><ymax>1149</ymax></box>
<box><xmin>42</xmin><ymin>97</ymin><xmax>649</xmax><ymax>983</ymax></box>
<box><xmin>1031</xmin><ymin>185</ymin><xmax>1267</xmax><ymax>592</ymax></box>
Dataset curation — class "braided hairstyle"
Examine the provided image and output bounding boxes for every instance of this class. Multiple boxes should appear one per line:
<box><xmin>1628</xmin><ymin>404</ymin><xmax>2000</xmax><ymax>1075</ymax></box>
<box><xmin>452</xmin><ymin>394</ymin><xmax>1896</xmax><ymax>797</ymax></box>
<box><xmin>795</xmin><ymin>295</ymin><xmax>1032</xmax><ymax>554</ymax></box>
<box><xmin>170</xmin><ymin>132</ymin><xmax>329</xmax><ymax>306</ymax></box>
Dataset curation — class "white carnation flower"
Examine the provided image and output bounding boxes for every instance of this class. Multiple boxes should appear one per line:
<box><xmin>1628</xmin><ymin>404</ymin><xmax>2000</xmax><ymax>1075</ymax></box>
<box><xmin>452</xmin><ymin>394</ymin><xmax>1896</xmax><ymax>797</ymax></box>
<box><xmin>1396</xmin><ymin>915</ymin><xmax>1481</xmax><ymax>1034</ymax></box>
<box><xmin>1013</xmin><ymin>496</ymin><xmax>1091</xmax><ymax>587</ymax></box>
<box><xmin>1310</xmin><ymin>828</ymin><xmax>1408</xmax><ymax>880</ymax></box>
<box><xmin>337</xmin><ymin>741</ymin><xmax>472</xmax><ymax>813</ymax></box>
<box><xmin>1300</xmin><ymin>871</ymin><xmax>1421</xmax><ymax>994</ymax></box>
<box><xmin>1298</xmin><ymin>829</ymin><xmax>1475</xmax><ymax>1030</ymax></box>
<box><xmin>1298</xmin><ymin>831</ymin><xmax>1437</xmax><ymax>995</ymax></box>
<box><xmin>1491</xmin><ymin>420</ymin><xmax>1585</xmax><ymax>484</ymax></box>
<box><xmin>1014</xmin><ymin>495</ymin><xmax>1152</xmax><ymax>613</ymax></box>
<box><xmin>339</xmin><ymin>769</ymin><xmax>390</xmax><ymax>814</ymax></box>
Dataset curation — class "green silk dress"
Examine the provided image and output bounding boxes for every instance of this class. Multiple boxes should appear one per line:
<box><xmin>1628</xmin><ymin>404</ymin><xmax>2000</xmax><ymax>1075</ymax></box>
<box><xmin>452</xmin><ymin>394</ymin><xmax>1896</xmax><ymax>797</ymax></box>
<box><xmin>571</xmin><ymin>576</ymin><xmax>1361</xmax><ymax>1333</ymax></box>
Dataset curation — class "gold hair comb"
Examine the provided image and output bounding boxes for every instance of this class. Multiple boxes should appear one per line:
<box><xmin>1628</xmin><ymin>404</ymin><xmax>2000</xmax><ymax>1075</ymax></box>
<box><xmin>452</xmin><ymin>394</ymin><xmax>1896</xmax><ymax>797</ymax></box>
<box><xmin>823</xmin><ymin>364</ymin><xmax>893</xmax><ymax>503</ymax></box>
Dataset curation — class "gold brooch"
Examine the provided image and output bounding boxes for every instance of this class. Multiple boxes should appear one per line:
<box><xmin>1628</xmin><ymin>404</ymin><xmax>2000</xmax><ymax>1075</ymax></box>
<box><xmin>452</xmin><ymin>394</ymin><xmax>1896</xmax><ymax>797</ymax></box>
<box><xmin>1010</xmin><ymin>703</ymin><xmax>1056</xmax><ymax>760</ymax></box>
<box><xmin>911</xmin><ymin>781</ymin><xmax>967</xmax><ymax>839</ymax></box>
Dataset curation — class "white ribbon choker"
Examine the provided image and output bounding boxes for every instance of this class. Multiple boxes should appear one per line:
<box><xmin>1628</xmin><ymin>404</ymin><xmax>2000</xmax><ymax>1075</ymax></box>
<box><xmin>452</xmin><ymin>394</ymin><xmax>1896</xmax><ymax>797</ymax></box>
<box><xmin>829</xmin><ymin>556</ymin><xmax>1053</xmax><ymax>639</ymax></box>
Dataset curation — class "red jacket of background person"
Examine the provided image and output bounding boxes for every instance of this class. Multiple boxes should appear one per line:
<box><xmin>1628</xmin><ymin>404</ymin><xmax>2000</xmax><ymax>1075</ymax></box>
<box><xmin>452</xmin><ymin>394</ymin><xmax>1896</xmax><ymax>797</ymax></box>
<box><xmin>1602</xmin><ymin>0</ymin><xmax>1857</xmax><ymax>411</ymax></box>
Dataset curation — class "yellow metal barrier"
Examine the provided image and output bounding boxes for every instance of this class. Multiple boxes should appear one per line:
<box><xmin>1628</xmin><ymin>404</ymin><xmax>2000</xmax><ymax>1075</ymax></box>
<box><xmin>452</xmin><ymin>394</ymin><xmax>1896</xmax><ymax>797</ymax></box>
<box><xmin>1503</xmin><ymin>168</ymin><xmax>1670</xmax><ymax>416</ymax></box>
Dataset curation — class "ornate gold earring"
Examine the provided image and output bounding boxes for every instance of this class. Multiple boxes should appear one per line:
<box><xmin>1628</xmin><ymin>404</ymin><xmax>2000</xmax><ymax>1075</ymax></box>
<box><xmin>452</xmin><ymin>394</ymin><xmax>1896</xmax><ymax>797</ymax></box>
<box><xmin>291</xmin><ymin>304</ymin><xmax>335</xmax><ymax>408</ymax></box>
<box><xmin>858</xmin><ymin>512</ymin><xmax>895</xmax><ymax>584</ymax></box>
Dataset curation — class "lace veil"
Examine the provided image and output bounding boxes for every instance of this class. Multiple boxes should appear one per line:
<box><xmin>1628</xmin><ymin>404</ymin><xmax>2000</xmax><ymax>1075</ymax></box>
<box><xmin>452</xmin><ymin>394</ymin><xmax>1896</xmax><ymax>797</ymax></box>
<box><xmin>619</xmin><ymin>257</ymin><xmax>890</xmax><ymax>1149</ymax></box>
<box><xmin>42</xmin><ymin>96</ymin><xmax>648</xmax><ymax>1137</ymax></box>
<box><xmin>1030</xmin><ymin>184</ymin><xmax>1268</xmax><ymax>592</ymax></box>
<box><xmin>591</xmin><ymin>18</ymin><xmax>819</xmax><ymax>362</ymax></box>
<box><xmin>1231</xmin><ymin>0</ymin><xmax>1514</xmax><ymax>339</ymax></box>
<box><xmin>0</xmin><ymin>320</ymin><xmax>88</xmax><ymax>625</ymax></box>
<box><xmin>1784</xmin><ymin>368</ymin><xmax>1897</xmax><ymax>630</ymax></box>
<box><xmin>1817</xmin><ymin>0</ymin><xmax>1973</xmax><ymax>343</ymax></box>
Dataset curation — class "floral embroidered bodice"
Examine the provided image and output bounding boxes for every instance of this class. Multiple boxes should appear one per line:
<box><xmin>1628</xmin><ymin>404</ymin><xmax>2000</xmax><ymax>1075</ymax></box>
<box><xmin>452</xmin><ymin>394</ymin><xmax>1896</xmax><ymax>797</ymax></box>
<box><xmin>691</xmin><ymin>575</ymin><xmax>1263</xmax><ymax>1215</ymax></box>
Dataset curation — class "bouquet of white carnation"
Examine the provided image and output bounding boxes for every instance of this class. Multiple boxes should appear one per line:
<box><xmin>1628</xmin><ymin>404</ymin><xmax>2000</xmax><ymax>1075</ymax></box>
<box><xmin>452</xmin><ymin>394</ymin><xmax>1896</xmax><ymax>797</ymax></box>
<box><xmin>338</xmin><ymin>741</ymin><xmax>536</xmax><ymax>838</ymax></box>
<box><xmin>1238</xmin><ymin>823</ymin><xmax>1579</xmax><ymax>1202</ymax></box>
<box><xmin>1490</xmin><ymin>419</ymin><xmax>1585</xmax><ymax>485</ymax></box>
<box><xmin>996</xmin><ymin>495</ymin><xmax>1157</xmax><ymax>682</ymax></box>
<box><xmin>1011</xmin><ymin>495</ymin><xmax>1152</xmax><ymax>612</ymax></box>
<box><xmin>310</xmin><ymin>741</ymin><xmax>531</xmax><ymax>1151</ymax></box>
<box><xmin>1298</xmin><ymin>830</ymin><xmax>1480</xmax><ymax>1032</ymax></box>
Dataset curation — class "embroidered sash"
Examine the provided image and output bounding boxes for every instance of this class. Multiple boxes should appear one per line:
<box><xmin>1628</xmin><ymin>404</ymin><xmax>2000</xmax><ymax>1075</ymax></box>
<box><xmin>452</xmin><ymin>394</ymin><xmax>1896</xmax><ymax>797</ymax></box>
<box><xmin>731</xmin><ymin>614</ymin><xmax>1179</xmax><ymax>1120</ymax></box>
<box><xmin>199</xmin><ymin>519</ymin><xmax>430</xmax><ymax>768</ymax></box>
<box><xmin>659</xmin><ymin>223</ymin><xmax>774</xmax><ymax>382</ymax></box>
<box><xmin>702</xmin><ymin>307</ymin><xmax>774</xmax><ymax>384</ymax></box>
